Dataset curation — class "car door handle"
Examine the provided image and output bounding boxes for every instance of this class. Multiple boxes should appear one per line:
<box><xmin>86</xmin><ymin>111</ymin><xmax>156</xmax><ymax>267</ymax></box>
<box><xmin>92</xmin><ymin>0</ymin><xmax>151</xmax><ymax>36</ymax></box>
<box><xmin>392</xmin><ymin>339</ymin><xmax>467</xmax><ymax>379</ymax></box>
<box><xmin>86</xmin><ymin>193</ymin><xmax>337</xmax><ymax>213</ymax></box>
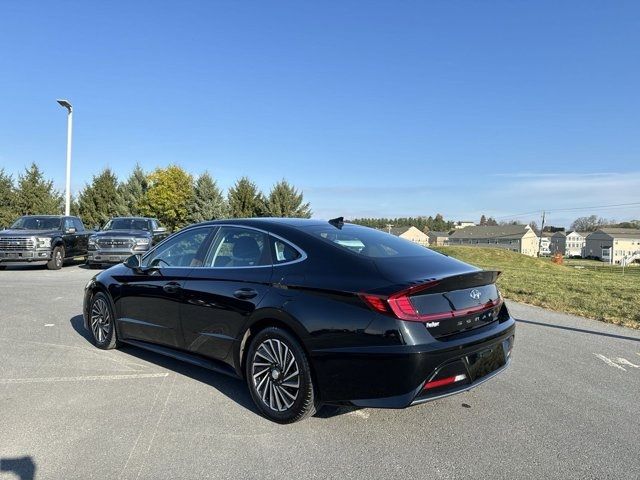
<box><xmin>163</xmin><ymin>282</ymin><xmax>181</xmax><ymax>294</ymax></box>
<box><xmin>233</xmin><ymin>288</ymin><xmax>258</xmax><ymax>299</ymax></box>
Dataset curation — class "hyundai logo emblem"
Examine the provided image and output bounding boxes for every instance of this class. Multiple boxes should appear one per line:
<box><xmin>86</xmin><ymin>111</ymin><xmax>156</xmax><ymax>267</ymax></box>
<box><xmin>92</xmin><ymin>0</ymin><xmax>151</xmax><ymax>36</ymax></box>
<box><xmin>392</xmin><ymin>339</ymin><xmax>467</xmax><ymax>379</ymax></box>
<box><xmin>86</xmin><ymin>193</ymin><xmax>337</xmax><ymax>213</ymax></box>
<box><xmin>469</xmin><ymin>289</ymin><xmax>482</xmax><ymax>300</ymax></box>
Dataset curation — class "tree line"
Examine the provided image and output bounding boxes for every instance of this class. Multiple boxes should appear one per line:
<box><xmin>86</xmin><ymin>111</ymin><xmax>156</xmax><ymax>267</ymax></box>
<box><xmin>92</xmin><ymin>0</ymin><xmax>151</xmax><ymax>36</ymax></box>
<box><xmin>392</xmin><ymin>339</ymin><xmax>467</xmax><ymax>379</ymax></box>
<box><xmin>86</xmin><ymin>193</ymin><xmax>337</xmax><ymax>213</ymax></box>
<box><xmin>349</xmin><ymin>214</ymin><xmax>454</xmax><ymax>232</ymax></box>
<box><xmin>0</xmin><ymin>163</ymin><xmax>311</xmax><ymax>230</ymax></box>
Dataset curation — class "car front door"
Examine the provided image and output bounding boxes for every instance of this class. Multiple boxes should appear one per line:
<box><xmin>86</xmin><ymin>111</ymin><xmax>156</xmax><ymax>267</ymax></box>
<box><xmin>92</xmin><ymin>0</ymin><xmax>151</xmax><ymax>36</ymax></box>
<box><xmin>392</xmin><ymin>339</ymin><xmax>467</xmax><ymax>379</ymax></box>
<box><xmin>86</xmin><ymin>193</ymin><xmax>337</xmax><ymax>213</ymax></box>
<box><xmin>115</xmin><ymin>226</ymin><xmax>216</xmax><ymax>348</ymax></box>
<box><xmin>180</xmin><ymin>226</ymin><xmax>274</xmax><ymax>362</ymax></box>
<box><xmin>62</xmin><ymin>218</ymin><xmax>78</xmax><ymax>257</ymax></box>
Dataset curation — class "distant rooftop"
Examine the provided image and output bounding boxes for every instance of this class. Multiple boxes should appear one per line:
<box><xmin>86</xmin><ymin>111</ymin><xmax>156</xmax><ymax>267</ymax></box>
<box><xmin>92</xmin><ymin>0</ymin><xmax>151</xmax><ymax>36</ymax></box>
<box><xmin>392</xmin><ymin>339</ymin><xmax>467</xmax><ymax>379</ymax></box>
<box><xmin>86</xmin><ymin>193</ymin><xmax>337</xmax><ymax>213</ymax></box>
<box><xmin>449</xmin><ymin>224</ymin><xmax>532</xmax><ymax>240</ymax></box>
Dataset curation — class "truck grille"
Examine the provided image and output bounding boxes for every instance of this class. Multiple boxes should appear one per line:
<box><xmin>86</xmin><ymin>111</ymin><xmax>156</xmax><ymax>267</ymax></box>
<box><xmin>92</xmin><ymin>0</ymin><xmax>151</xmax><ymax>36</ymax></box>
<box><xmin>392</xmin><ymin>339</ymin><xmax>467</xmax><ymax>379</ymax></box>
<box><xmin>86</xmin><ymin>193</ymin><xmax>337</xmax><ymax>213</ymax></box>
<box><xmin>0</xmin><ymin>237</ymin><xmax>35</xmax><ymax>251</ymax></box>
<box><xmin>96</xmin><ymin>237</ymin><xmax>134</xmax><ymax>250</ymax></box>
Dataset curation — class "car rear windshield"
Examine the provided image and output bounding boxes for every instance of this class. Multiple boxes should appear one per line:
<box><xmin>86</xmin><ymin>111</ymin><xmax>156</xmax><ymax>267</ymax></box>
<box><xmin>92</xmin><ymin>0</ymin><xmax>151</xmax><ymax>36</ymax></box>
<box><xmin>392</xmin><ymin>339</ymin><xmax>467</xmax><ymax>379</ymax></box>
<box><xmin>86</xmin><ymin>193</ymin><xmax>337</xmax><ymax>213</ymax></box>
<box><xmin>10</xmin><ymin>216</ymin><xmax>62</xmax><ymax>230</ymax></box>
<box><xmin>307</xmin><ymin>224</ymin><xmax>432</xmax><ymax>258</ymax></box>
<box><xmin>104</xmin><ymin>218</ymin><xmax>151</xmax><ymax>231</ymax></box>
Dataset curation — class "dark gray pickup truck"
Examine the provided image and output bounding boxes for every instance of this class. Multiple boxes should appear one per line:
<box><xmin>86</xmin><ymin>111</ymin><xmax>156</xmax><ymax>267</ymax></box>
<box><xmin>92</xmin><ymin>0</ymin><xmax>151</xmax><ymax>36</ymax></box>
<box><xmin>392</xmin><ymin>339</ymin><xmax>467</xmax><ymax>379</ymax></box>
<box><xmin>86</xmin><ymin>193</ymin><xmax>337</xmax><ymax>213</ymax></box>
<box><xmin>0</xmin><ymin>215</ymin><xmax>93</xmax><ymax>270</ymax></box>
<box><xmin>86</xmin><ymin>217</ymin><xmax>167</xmax><ymax>268</ymax></box>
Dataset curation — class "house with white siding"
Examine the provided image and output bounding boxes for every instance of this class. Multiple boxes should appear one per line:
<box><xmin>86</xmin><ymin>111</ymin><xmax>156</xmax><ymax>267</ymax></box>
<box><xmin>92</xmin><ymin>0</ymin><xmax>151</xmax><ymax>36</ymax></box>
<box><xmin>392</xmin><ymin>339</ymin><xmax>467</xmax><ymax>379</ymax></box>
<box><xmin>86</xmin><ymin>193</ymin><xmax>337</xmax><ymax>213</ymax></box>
<box><xmin>584</xmin><ymin>228</ymin><xmax>640</xmax><ymax>264</ymax></box>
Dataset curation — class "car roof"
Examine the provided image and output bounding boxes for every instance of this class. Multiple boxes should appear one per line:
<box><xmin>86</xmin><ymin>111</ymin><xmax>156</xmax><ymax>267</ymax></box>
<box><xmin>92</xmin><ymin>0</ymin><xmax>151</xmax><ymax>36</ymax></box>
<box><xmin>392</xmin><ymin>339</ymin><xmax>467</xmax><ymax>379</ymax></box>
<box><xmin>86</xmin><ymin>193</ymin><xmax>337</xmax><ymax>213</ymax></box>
<box><xmin>199</xmin><ymin>217</ymin><xmax>329</xmax><ymax>230</ymax></box>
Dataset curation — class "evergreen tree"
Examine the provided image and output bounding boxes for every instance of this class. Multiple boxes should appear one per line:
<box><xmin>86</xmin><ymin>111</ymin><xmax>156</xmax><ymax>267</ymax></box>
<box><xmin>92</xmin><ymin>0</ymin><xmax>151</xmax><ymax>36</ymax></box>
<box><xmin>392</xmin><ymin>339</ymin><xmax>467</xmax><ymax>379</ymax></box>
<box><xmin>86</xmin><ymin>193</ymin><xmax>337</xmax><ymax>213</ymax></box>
<box><xmin>119</xmin><ymin>164</ymin><xmax>148</xmax><ymax>216</ymax></box>
<box><xmin>188</xmin><ymin>171</ymin><xmax>227</xmax><ymax>223</ymax></box>
<box><xmin>140</xmin><ymin>165</ymin><xmax>194</xmax><ymax>230</ymax></box>
<box><xmin>77</xmin><ymin>168</ymin><xmax>128</xmax><ymax>228</ymax></box>
<box><xmin>12</xmin><ymin>163</ymin><xmax>62</xmax><ymax>216</ymax></box>
<box><xmin>266</xmin><ymin>179</ymin><xmax>311</xmax><ymax>218</ymax></box>
<box><xmin>227</xmin><ymin>177</ymin><xmax>266</xmax><ymax>218</ymax></box>
<box><xmin>480</xmin><ymin>214</ymin><xmax>487</xmax><ymax>226</ymax></box>
<box><xmin>0</xmin><ymin>168</ymin><xmax>16</xmax><ymax>228</ymax></box>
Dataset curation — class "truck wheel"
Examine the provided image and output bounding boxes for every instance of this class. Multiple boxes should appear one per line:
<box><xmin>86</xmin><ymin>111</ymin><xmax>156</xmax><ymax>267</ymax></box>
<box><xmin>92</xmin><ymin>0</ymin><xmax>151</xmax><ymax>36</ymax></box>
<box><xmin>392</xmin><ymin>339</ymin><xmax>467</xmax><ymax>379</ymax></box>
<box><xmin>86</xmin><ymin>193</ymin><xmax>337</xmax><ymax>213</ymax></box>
<box><xmin>47</xmin><ymin>246</ymin><xmax>64</xmax><ymax>270</ymax></box>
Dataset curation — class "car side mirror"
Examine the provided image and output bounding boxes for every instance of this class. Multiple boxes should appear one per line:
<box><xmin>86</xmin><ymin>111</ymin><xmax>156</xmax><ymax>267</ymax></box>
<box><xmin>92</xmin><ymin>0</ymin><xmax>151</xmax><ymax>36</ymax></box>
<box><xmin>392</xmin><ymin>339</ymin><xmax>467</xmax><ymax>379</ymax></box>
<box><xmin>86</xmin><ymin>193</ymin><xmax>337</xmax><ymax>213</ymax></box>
<box><xmin>66</xmin><ymin>227</ymin><xmax>76</xmax><ymax>234</ymax></box>
<box><xmin>94</xmin><ymin>225</ymin><xmax>100</xmax><ymax>231</ymax></box>
<box><xmin>124</xmin><ymin>254</ymin><xmax>142</xmax><ymax>270</ymax></box>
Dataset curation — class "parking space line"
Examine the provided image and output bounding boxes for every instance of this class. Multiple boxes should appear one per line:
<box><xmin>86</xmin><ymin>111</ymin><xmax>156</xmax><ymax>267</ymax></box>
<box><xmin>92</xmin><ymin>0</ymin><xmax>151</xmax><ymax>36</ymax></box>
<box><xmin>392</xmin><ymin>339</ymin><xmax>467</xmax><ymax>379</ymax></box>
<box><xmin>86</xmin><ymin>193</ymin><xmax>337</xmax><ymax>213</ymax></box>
<box><xmin>594</xmin><ymin>354</ymin><xmax>627</xmax><ymax>371</ymax></box>
<box><xmin>0</xmin><ymin>337</ymin><xmax>148</xmax><ymax>371</ymax></box>
<box><xmin>0</xmin><ymin>373</ymin><xmax>169</xmax><ymax>384</ymax></box>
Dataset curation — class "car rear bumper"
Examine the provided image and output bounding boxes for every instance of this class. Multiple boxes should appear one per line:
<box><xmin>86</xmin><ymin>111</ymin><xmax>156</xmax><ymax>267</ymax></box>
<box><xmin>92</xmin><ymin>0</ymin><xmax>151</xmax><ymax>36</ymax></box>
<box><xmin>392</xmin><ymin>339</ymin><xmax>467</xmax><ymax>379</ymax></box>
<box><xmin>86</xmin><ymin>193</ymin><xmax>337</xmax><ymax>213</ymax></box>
<box><xmin>310</xmin><ymin>316</ymin><xmax>515</xmax><ymax>408</ymax></box>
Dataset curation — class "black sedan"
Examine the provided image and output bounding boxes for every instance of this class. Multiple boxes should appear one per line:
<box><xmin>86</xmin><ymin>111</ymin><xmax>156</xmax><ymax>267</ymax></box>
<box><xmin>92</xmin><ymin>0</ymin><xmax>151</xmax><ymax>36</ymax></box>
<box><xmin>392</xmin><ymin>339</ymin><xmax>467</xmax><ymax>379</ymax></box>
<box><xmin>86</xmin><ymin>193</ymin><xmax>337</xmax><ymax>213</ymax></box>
<box><xmin>83</xmin><ymin>218</ymin><xmax>515</xmax><ymax>423</ymax></box>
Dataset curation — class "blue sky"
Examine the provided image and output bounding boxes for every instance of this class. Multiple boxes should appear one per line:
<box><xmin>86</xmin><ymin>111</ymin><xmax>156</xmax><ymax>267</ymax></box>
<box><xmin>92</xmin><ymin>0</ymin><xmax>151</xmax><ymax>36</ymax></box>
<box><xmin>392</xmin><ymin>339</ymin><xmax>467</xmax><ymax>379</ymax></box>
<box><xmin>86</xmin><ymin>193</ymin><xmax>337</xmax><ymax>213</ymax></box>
<box><xmin>1</xmin><ymin>1</ymin><xmax>639</xmax><ymax>227</ymax></box>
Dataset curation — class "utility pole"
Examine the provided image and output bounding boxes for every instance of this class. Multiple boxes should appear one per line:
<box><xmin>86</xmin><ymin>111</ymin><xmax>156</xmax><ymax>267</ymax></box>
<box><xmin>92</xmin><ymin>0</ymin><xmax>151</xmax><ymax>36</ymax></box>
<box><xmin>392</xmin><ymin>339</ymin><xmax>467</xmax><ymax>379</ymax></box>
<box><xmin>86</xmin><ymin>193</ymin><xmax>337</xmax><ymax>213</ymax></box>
<box><xmin>537</xmin><ymin>210</ymin><xmax>546</xmax><ymax>257</ymax></box>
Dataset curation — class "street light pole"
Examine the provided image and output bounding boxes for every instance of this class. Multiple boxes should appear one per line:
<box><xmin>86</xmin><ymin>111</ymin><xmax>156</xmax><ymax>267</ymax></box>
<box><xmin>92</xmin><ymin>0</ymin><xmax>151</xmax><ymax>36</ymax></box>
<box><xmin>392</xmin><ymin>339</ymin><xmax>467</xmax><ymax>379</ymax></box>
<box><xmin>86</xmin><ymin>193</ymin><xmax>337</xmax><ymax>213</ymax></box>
<box><xmin>57</xmin><ymin>99</ymin><xmax>73</xmax><ymax>216</ymax></box>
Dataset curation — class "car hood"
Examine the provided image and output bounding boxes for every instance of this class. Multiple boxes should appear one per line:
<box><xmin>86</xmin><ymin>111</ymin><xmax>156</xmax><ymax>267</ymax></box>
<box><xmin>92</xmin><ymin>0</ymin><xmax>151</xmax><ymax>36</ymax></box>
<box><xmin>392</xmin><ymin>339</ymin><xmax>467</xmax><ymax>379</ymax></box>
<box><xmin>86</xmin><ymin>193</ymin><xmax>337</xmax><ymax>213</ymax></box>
<box><xmin>93</xmin><ymin>229</ymin><xmax>151</xmax><ymax>238</ymax></box>
<box><xmin>0</xmin><ymin>229</ymin><xmax>61</xmax><ymax>236</ymax></box>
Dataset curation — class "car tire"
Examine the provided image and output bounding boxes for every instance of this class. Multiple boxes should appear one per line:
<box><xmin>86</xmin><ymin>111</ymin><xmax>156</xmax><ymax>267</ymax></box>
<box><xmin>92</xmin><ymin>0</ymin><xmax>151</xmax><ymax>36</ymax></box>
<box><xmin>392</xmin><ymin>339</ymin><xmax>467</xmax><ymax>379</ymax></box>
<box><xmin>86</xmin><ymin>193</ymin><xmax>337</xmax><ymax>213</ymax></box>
<box><xmin>245</xmin><ymin>327</ymin><xmax>318</xmax><ymax>423</ymax></box>
<box><xmin>89</xmin><ymin>292</ymin><xmax>118</xmax><ymax>350</ymax></box>
<box><xmin>47</xmin><ymin>245</ymin><xmax>64</xmax><ymax>270</ymax></box>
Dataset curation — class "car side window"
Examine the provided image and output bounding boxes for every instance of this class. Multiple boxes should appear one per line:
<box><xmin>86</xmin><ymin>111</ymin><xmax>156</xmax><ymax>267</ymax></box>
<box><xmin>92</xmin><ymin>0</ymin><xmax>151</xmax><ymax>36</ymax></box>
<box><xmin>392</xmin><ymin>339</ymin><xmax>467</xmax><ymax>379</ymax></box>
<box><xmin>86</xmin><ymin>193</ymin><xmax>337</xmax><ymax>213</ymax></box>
<box><xmin>271</xmin><ymin>237</ymin><xmax>302</xmax><ymax>264</ymax></box>
<box><xmin>143</xmin><ymin>227</ymin><xmax>213</xmax><ymax>268</ymax></box>
<box><xmin>73</xmin><ymin>218</ymin><xmax>84</xmax><ymax>231</ymax></box>
<box><xmin>206</xmin><ymin>227</ymin><xmax>271</xmax><ymax>267</ymax></box>
<box><xmin>63</xmin><ymin>218</ymin><xmax>74</xmax><ymax>231</ymax></box>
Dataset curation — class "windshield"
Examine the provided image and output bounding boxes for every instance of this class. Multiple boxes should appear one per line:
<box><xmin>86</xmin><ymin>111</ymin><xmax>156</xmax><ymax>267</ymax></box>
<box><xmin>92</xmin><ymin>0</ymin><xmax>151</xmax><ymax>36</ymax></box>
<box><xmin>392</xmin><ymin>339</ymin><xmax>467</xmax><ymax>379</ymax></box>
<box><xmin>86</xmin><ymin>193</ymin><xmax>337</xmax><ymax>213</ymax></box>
<box><xmin>103</xmin><ymin>218</ymin><xmax>151</xmax><ymax>231</ymax></box>
<box><xmin>10</xmin><ymin>216</ymin><xmax>62</xmax><ymax>230</ymax></box>
<box><xmin>307</xmin><ymin>224</ymin><xmax>432</xmax><ymax>258</ymax></box>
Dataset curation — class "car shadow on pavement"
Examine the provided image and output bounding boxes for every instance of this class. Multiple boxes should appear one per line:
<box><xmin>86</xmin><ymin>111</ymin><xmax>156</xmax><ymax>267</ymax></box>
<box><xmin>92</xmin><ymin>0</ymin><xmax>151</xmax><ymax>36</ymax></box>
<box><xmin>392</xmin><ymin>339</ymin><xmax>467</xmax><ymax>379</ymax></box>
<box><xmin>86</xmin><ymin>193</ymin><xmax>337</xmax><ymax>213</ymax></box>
<box><xmin>516</xmin><ymin>318</ymin><xmax>640</xmax><ymax>343</ymax></box>
<box><xmin>69</xmin><ymin>314</ymin><xmax>361</xmax><ymax>420</ymax></box>
<box><xmin>69</xmin><ymin>314</ymin><xmax>259</xmax><ymax>416</ymax></box>
<box><xmin>0</xmin><ymin>456</ymin><xmax>36</xmax><ymax>480</ymax></box>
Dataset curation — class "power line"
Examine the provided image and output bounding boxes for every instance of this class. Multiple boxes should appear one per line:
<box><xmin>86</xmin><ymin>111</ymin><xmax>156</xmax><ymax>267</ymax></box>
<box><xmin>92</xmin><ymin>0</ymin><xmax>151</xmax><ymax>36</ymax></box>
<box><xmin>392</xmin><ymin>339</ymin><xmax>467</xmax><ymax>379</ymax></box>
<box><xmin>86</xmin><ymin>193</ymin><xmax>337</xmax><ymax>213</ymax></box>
<box><xmin>492</xmin><ymin>202</ymin><xmax>640</xmax><ymax>220</ymax></box>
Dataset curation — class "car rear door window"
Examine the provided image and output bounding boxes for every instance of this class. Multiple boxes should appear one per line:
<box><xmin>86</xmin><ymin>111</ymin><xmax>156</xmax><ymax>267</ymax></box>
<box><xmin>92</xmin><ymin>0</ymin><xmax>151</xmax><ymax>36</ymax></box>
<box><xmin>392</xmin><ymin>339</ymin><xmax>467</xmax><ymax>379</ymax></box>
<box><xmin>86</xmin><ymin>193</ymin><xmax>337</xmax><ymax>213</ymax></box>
<box><xmin>271</xmin><ymin>237</ymin><xmax>302</xmax><ymax>264</ymax></box>
<box><xmin>206</xmin><ymin>227</ymin><xmax>271</xmax><ymax>267</ymax></box>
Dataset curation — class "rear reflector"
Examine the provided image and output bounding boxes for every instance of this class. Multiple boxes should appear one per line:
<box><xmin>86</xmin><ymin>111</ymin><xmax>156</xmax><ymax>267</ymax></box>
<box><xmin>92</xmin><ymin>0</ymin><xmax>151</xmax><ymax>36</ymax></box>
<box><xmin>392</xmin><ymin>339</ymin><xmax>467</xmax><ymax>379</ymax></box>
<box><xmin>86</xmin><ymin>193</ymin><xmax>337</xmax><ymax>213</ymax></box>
<box><xmin>424</xmin><ymin>374</ymin><xmax>467</xmax><ymax>390</ymax></box>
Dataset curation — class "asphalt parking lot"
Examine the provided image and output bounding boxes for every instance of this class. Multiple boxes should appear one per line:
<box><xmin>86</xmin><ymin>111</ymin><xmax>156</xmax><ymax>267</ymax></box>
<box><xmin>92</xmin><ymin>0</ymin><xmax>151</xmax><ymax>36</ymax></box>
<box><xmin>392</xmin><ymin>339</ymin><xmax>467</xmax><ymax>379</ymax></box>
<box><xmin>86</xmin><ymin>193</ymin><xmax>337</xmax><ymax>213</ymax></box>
<box><xmin>1</xmin><ymin>264</ymin><xmax>639</xmax><ymax>480</ymax></box>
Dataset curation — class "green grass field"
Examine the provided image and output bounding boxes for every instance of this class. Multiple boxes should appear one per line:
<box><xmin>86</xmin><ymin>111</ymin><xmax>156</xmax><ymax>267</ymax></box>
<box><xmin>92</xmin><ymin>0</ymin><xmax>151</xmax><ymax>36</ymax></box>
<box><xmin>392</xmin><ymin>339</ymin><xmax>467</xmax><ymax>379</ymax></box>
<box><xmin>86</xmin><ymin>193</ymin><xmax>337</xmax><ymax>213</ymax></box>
<box><xmin>432</xmin><ymin>246</ymin><xmax>640</xmax><ymax>329</ymax></box>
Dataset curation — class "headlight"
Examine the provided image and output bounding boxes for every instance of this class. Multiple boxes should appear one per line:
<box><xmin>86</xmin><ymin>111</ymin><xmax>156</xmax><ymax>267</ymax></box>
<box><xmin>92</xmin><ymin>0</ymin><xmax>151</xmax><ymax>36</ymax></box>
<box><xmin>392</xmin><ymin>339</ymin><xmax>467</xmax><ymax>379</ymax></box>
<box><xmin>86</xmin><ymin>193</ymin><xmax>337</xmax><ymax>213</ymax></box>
<box><xmin>88</xmin><ymin>236</ymin><xmax>96</xmax><ymax>247</ymax></box>
<box><xmin>36</xmin><ymin>237</ymin><xmax>51</xmax><ymax>248</ymax></box>
<box><xmin>133</xmin><ymin>238</ymin><xmax>150</xmax><ymax>251</ymax></box>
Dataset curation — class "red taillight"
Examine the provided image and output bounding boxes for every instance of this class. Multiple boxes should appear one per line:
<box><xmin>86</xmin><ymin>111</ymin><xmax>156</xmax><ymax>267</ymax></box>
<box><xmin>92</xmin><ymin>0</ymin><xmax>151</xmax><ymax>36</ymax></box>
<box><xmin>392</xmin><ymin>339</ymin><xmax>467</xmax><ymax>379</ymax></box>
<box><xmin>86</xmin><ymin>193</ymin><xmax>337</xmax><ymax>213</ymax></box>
<box><xmin>424</xmin><ymin>374</ymin><xmax>467</xmax><ymax>390</ymax></box>
<box><xmin>388</xmin><ymin>294</ymin><xmax>418</xmax><ymax>319</ymax></box>
<box><xmin>360</xmin><ymin>294</ymin><xmax>389</xmax><ymax>314</ymax></box>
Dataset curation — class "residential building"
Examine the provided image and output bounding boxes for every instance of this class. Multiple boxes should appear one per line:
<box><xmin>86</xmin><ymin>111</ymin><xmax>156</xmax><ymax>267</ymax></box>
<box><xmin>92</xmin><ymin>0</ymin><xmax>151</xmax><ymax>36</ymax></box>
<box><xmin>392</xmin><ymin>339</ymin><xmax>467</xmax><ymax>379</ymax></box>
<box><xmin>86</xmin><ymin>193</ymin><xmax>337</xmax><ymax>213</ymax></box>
<box><xmin>453</xmin><ymin>221</ymin><xmax>475</xmax><ymax>230</ymax></box>
<box><xmin>539</xmin><ymin>234</ymin><xmax>552</xmax><ymax>256</ymax></box>
<box><xmin>550</xmin><ymin>231</ymin><xmax>566</xmax><ymax>256</ymax></box>
<box><xmin>448</xmin><ymin>224</ymin><xmax>540</xmax><ymax>257</ymax></box>
<box><xmin>388</xmin><ymin>226</ymin><xmax>429</xmax><ymax>245</ymax></box>
<box><xmin>584</xmin><ymin>228</ymin><xmax>640</xmax><ymax>264</ymax></box>
<box><xmin>565</xmin><ymin>231</ymin><xmax>588</xmax><ymax>257</ymax></box>
<box><xmin>426</xmin><ymin>231</ymin><xmax>449</xmax><ymax>246</ymax></box>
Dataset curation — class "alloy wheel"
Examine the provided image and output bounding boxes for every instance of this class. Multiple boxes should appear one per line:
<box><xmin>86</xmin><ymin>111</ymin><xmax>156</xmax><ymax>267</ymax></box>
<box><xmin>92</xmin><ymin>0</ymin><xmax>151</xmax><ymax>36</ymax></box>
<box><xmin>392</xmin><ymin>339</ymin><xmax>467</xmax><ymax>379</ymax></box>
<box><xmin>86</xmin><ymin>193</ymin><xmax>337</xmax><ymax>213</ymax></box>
<box><xmin>90</xmin><ymin>297</ymin><xmax>111</xmax><ymax>343</ymax></box>
<box><xmin>55</xmin><ymin>250</ymin><xmax>63</xmax><ymax>268</ymax></box>
<box><xmin>251</xmin><ymin>338</ymin><xmax>300</xmax><ymax>412</ymax></box>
